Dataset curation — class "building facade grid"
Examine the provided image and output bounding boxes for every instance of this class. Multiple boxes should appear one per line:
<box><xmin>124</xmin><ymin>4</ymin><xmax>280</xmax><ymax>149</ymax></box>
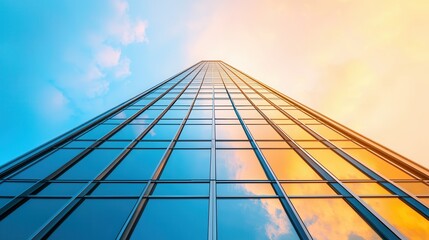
<box><xmin>0</xmin><ymin>61</ymin><xmax>428</xmax><ymax>239</ymax></box>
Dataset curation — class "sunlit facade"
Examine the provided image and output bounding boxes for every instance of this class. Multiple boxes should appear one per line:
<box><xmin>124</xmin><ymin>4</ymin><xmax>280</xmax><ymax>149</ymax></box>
<box><xmin>0</xmin><ymin>60</ymin><xmax>428</xmax><ymax>239</ymax></box>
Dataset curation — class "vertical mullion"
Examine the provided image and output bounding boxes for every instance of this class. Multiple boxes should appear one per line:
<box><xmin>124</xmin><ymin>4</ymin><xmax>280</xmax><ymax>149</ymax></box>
<box><xmin>219</xmin><ymin>62</ymin><xmax>404</xmax><ymax>240</ymax></box>
<box><xmin>216</xmin><ymin>62</ymin><xmax>312</xmax><ymax>240</ymax></box>
<box><xmin>29</xmin><ymin>62</ymin><xmax>207</xmax><ymax>239</ymax></box>
<box><xmin>117</xmin><ymin>62</ymin><xmax>209</xmax><ymax>240</ymax></box>
<box><xmin>208</xmin><ymin>63</ymin><xmax>217</xmax><ymax>240</ymax></box>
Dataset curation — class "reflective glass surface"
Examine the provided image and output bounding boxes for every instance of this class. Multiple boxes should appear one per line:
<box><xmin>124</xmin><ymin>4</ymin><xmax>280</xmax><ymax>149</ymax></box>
<box><xmin>131</xmin><ymin>199</ymin><xmax>209</xmax><ymax>240</ymax></box>
<box><xmin>216</xmin><ymin>149</ymin><xmax>268</xmax><ymax>180</ymax></box>
<box><xmin>107</xmin><ymin>149</ymin><xmax>165</xmax><ymax>180</ymax></box>
<box><xmin>291</xmin><ymin>198</ymin><xmax>381</xmax><ymax>240</ymax></box>
<box><xmin>49</xmin><ymin>199</ymin><xmax>136</xmax><ymax>239</ymax></box>
<box><xmin>161</xmin><ymin>149</ymin><xmax>210</xmax><ymax>179</ymax></box>
<box><xmin>217</xmin><ymin>199</ymin><xmax>300</xmax><ymax>240</ymax></box>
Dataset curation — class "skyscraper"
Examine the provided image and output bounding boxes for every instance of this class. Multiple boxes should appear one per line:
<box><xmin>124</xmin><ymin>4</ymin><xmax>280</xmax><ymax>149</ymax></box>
<box><xmin>0</xmin><ymin>60</ymin><xmax>428</xmax><ymax>239</ymax></box>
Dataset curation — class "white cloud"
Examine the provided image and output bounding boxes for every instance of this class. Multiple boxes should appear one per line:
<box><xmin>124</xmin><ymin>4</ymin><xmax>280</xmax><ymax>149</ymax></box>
<box><xmin>114</xmin><ymin>57</ymin><xmax>131</xmax><ymax>78</ymax></box>
<box><xmin>95</xmin><ymin>45</ymin><xmax>121</xmax><ymax>68</ymax></box>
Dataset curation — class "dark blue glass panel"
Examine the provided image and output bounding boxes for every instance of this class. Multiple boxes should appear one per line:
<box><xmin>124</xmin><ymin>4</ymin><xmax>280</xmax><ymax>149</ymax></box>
<box><xmin>99</xmin><ymin>140</ymin><xmax>131</xmax><ymax>148</ymax></box>
<box><xmin>77</xmin><ymin>124</ymin><xmax>117</xmax><ymax>140</ymax></box>
<box><xmin>63</xmin><ymin>140</ymin><xmax>94</xmax><ymax>149</ymax></box>
<box><xmin>37</xmin><ymin>183</ymin><xmax>87</xmax><ymax>196</ymax></box>
<box><xmin>109</xmin><ymin>125</ymin><xmax>148</xmax><ymax>140</ymax></box>
<box><xmin>160</xmin><ymin>149</ymin><xmax>210</xmax><ymax>180</ymax></box>
<box><xmin>48</xmin><ymin>199</ymin><xmax>136</xmax><ymax>240</ymax></box>
<box><xmin>217</xmin><ymin>199</ymin><xmax>300</xmax><ymax>240</ymax></box>
<box><xmin>179</xmin><ymin>125</ymin><xmax>212</xmax><ymax>140</ymax></box>
<box><xmin>152</xmin><ymin>183</ymin><xmax>209</xmax><ymax>196</ymax></box>
<box><xmin>142</xmin><ymin>125</ymin><xmax>181</xmax><ymax>140</ymax></box>
<box><xmin>0</xmin><ymin>182</ymin><xmax>35</xmax><ymax>196</ymax></box>
<box><xmin>12</xmin><ymin>149</ymin><xmax>82</xmax><ymax>179</ymax></box>
<box><xmin>107</xmin><ymin>149</ymin><xmax>165</xmax><ymax>180</ymax></box>
<box><xmin>130</xmin><ymin>199</ymin><xmax>208</xmax><ymax>240</ymax></box>
<box><xmin>58</xmin><ymin>149</ymin><xmax>122</xmax><ymax>180</ymax></box>
<box><xmin>0</xmin><ymin>198</ymin><xmax>11</xmax><ymax>208</ymax></box>
<box><xmin>0</xmin><ymin>199</ymin><xmax>68</xmax><ymax>239</ymax></box>
<box><xmin>175</xmin><ymin>141</ymin><xmax>211</xmax><ymax>148</ymax></box>
<box><xmin>91</xmin><ymin>183</ymin><xmax>146</xmax><ymax>196</ymax></box>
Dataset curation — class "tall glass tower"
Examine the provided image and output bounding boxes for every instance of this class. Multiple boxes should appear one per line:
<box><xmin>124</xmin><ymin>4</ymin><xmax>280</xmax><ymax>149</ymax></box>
<box><xmin>0</xmin><ymin>61</ymin><xmax>428</xmax><ymax>240</ymax></box>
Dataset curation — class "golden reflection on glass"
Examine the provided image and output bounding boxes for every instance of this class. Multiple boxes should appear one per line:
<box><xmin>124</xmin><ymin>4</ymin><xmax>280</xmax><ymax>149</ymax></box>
<box><xmin>217</xmin><ymin>183</ymin><xmax>276</xmax><ymax>196</ymax></box>
<box><xmin>418</xmin><ymin>198</ymin><xmax>429</xmax><ymax>207</ymax></box>
<box><xmin>216</xmin><ymin>125</ymin><xmax>248</xmax><ymax>140</ymax></box>
<box><xmin>272</xmin><ymin>119</ymin><xmax>294</xmax><ymax>124</ymax></box>
<box><xmin>215</xmin><ymin>99</ymin><xmax>232</xmax><ymax>106</ymax></box>
<box><xmin>284</xmin><ymin>109</ymin><xmax>311</xmax><ymax>119</ymax></box>
<box><xmin>362</xmin><ymin>198</ymin><xmax>429</xmax><ymax>239</ymax></box>
<box><xmin>295</xmin><ymin>141</ymin><xmax>326</xmax><ymax>149</ymax></box>
<box><xmin>257</xmin><ymin>141</ymin><xmax>291</xmax><ymax>149</ymax></box>
<box><xmin>261</xmin><ymin>109</ymin><xmax>285</xmax><ymax>119</ymax></box>
<box><xmin>252</xmin><ymin>99</ymin><xmax>271</xmax><ymax>106</ymax></box>
<box><xmin>216</xmin><ymin>149</ymin><xmax>268</xmax><ymax>180</ymax></box>
<box><xmin>281</xmin><ymin>183</ymin><xmax>337</xmax><ymax>196</ymax></box>
<box><xmin>306</xmin><ymin>124</ymin><xmax>346</xmax><ymax>140</ymax></box>
<box><xmin>343</xmin><ymin>182</ymin><xmax>391</xmax><ymax>195</ymax></box>
<box><xmin>330</xmin><ymin>140</ymin><xmax>361</xmax><ymax>148</ymax></box>
<box><xmin>344</xmin><ymin>149</ymin><xmax>414</xmax><ymax>180</ymax></box>
<box><xmin>395</xmin><ymin>182</ymin><xmax>429</xmax><ymax>196</ymax></box>
<box><xmin>279</xmin><ymin>125</ymin><xmax>316</xmax><ymax>140</ymax></box>
<box><xmin>247</xmin><ymin>125</ymin><xmax>283</xmax><ymax>140</ymax></box>
<box><xmin>299</xmin><ymin>119</ymin><xmax>319</xmax><ymax>124</ymax></box>
<box><xmin>291</xmin><ymin>198</ymin><xmax>381</xmax><ymax>240</ymax></box>
<box><xmin>306</xmin><ymin>149</ymin><xmax>369</xmax><ymax>180</ymax></box>
<box><xmin>262</xmin><ymin>149</ymin><xmax>321</xmax><ymax>180</ymax></box>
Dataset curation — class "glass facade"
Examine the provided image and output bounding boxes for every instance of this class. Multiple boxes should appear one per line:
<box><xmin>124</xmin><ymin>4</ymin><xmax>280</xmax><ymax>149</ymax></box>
<box><xmin>0</xmin><ymin>61</ymin><xmax>428</xmax><ymax>239</ymax></box>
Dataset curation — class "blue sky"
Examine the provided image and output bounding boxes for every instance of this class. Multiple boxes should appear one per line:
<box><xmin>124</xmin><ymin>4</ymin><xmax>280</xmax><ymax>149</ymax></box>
<box><xmin>0</xmin><ymin>0</ymin><xmax>195</xmax><ymax>164</ymax></box>
<box><xmin>1</xmin><ymin>0</ymin><xmax>428</xmax><ymax>168</ymax></box>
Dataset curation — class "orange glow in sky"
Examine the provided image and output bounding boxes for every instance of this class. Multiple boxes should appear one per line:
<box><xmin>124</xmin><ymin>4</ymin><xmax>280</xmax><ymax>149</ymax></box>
<box><xmin>179</xmin><ymin>0</ymin><xmax>429</xmax><ymax>168</ymax></box>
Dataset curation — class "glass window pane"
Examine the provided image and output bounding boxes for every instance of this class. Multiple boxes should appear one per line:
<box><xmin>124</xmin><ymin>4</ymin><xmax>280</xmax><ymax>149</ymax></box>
<box><xmin>281</xmin><ymin>183</ymin><xmax>337</xmax><ymax>196</ymax></box>
<box><xmin>247</xmin><ymin>125</ymin><xmax>283</xmax><ymax>140</ymax></box>
<box><xmin>307</xmin><ymin>124</ymin><xmax>346</xmax><ymax>140</ymax></box>
<box><xmin>189</xmin><ymin>109</ymin><xmax>212</xmax><ymax>118</ymax></box>
<box><xmin>262</xmin><ymin>149</ymin><xmax>321</xmax><ymax>180</ymax></box>
<box><xmin>179</xmin><ymin>125</ymin><xmax>212</xmax><ymax>140</ymax></box>
<box><xmin>217</xmin><ymin>183</ymin><xmax>276</xmax><ymax>196</ymax></box>
<box><xmin>58</xmin><ymin>149</ymin><xmax>122</xmax><ymax>180</ymax></box>
<box><xmin>78</xmin><ymin>124</ymin><xmax>116</xmax><ymax>140</ymax></box>
<box><xmin>0</xmin><ymin>199</ymin><xmax>68</xmax><ymax>239</ymax></box>
<box><xmin>395</xmin><ymin>182</ymin><xmax>429</xmax><ymax>196</ymax></box>
<box><xmin>38</xmin><ymin>183</ymin><xmax>87</xmax><ymax>196</ymax></box>
<box><xmin>152</xmin><ymin>183</ymin><xmax>208</xmax><ymax>196</ymax></box>
<box><xmin>160</xmin><ymin>149</ymin><xmax>210</xmax><ymax>180</ymax></box>
<box><xmin>362</xmin><ymin>198</ymin><xmax>429</xmax><ymax>239</ymax></box>
<box><xmin>291</xmin><ymin>198</ymin><xmax>380</xmax><ymax>240</ymax></box>
<box><xmin>49</xmin><ymin>199</ymin><xmax>136</xmax><ymax>240</ymax></box>
<box><xmin>217</xmin><ymin>199</ymin><xmax>300</xmax><ymax>240</ymax></box>
<box><xmin>216</xmin><ymin>125</ymin><xmax>247</xmax><ymax>140</ymax></box>
<box><xmin>216</xmin><ymin>149</ymin><xmax>268</xmax><ymax>180</ymax></box>
<box><xmin>131</xmin><ymin>199</ymin><xmax>208</xmax><ymax>240</ymax></box>
<box><xmin>142</xmin><ymin>124</ymin><xmax>180</xmax><ymax>140</ymax></box>
<box><xmin>344</xmin><ymin>149</ymin><xmax>414</xmax><ymax>180</ymax></box>
<box><xmin>107</xmin><ymin>149</ymin><xmax>165</xmax><ymax>180</ymax></box>
<box><xmin>91</xmin><ymin>183</ymin><xmax>146</xmax><ymax>196</ymax></box>
<box><xmin>109</xmin><ymin>125</ymin><xmax>147</xmax><ymax>140</ymax></box>
<box><xmin>279</xmin><ymin>125</ymin><xmax>315</xmax><ymax>140</ymax></box>
<box><xmin>306</xmin><ymin>149</ymin><xmax>369</xmax><ymax>180</ymax></box>
<box><xmin>215</xmin><ymin>109</ymin><xmax>236</xmax><ymax>118</ymax></box>
<box><xmin>12</xmin><ymin>149</ymin><xmax>82</xmax><ymax>179</ymax></box>
<box><xmin>343</xmin><ymin>182</ymin><xmax>391</xmax><ymax>195</ymax></box>
<box><xmin>0</xmin><ymin>182</ymin><xmax>35</xmax><ymax>196</ymax></box>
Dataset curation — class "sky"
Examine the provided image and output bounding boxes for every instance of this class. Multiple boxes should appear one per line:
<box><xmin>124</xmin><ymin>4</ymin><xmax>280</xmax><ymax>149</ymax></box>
<box><xmin>0</xmin><ymin>0</ymin><xmax>428</xmax><ymax>168</ymax></box>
